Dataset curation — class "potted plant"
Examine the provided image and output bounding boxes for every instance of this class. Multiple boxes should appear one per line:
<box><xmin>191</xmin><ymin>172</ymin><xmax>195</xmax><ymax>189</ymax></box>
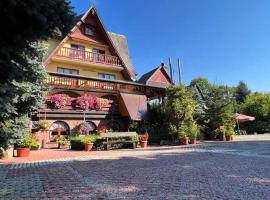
<box><xmin>179</xmin><ymin>135</ymin><xmax>189</xmax><ymax>145</ymax></box>
<box><xmin>131</xmin><ymin>133</ymin><xmax>140</xmax><ymax>148</ymax></box>
<box><xmin>189</xmin><ymin>123</ymin><xmax>199</xmax><ymax>144</ymax></box>
<box><xmin>226</xmin><ymin>128</ymin><xmax>235</xmax><ymax>141</ymax></box>
<box><xmin>38</xmin><ymin>120</ymin><xmax>49</xmax><ymax>130</ymax></box>
<box><xmin>16</xmin><ymin>135</ymin><xmax>34</xmax><ymax>157</ymax></box>
<box><xmin>56</xmin><ymin>136</ymin><xmax>69</xmax><ymax>149</ymax></box>
<box><xmin>178</xmin><ymin>122</ymin><xmax>189</xmax><ymax>145</ymax></box>
<box><xmin>139</xmin><ymin>132</ymin><xmax>149</xmax><ymax>148</ymax></box>
<box><xmin>82</xmin><ymin>135</ymin><xmax>99</xmax><ymax>151</ymax></box>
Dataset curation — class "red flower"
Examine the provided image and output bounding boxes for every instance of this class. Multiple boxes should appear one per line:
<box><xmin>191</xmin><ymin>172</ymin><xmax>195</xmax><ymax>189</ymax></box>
<box><xmin>98</xmin><ymin>125</ymin><xmax>107</xmax><ymax>133</ymax></box>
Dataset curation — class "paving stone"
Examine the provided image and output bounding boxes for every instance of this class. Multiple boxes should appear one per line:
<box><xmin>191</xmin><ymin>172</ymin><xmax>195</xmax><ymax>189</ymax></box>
<box><xmin>0</xmin><ymin>141</ymin><xmax>270</xmax><ymax>199</ymax></box>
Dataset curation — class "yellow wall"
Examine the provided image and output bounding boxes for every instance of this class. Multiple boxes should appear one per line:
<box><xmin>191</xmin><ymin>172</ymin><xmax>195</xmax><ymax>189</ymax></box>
<box><xmin>47</xmin><ymin>61</ymin><xmax>124</xmax><ymax>80</ymax></box>
<box><xmin>45</xmin><ymin>38</ymin><xmax>125</xmax><ymax>80</ymax></box>
<box><xmin>63</xmin><ymin>40</ymin><xmax>111</xmax><ymax>55</ymax></box>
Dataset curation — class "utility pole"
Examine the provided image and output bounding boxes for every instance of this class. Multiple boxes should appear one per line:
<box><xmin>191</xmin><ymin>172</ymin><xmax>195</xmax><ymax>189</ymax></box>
<box><xmin>177</xmin><ymin>58</ymin><xmax>183</xmax><ymax>85</ymax></box>
<box><xmin>169</xmin><ymin>57</ymin><xmax>173</xmax><ymax>84</ymax></box>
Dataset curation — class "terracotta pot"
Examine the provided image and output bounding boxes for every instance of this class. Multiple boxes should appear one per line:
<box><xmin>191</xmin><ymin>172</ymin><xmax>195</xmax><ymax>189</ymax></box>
<box><xmin>190</xmin><ymin>138</ymin><xmax>197</xmax><ymax>144</ymax></box>
<box><xmin>55</xmin><ymin>128</ymin><xmax>63</xmax><ymax>132</ymax></box>
<box><xmin>17</xmin><ymin>147</ymin><xmax>30</xmax><ymax>157</ymax></box>
<box><xmin>85</xmin><ymin>143</ymin><xmax>94</xmax><ymax>151</ymax></box>
<box><xmin>230</xmin><ymin>135</ymin><xmax>234</xmax><ymax>141</ymax></box>
<box><xmin>226</xmin><ymin>135</ymin><xmax>234</xmax><ymax>141</ymax></box>
<box><xmin>180</xmin><ymin>138</ymin><xmax>189</xmax><ymax>145</ymax></box>
<box><xmin>140</xmin><ymin>141</ymin><xmax>148</xmax><ymax>148</ymax></box>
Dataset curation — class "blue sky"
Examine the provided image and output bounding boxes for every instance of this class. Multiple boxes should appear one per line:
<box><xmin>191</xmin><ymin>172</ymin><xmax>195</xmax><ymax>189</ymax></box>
<box><xmin>70</xmin><ymin>0</ymin><xmax>270</xmax><ymax>92</ymax></box>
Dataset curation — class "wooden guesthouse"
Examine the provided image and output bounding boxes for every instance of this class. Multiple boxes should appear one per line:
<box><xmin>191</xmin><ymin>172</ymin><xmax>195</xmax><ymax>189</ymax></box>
<box><xmin>33</xmin><ymin>7</ymin><xmax>172</xmax><ymax>145</ymax></box>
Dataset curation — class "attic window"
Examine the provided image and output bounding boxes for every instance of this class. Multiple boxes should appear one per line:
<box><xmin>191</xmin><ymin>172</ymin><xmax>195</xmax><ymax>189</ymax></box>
<box><xmin>85</xmin><ymin>25</ymin><xmax>94</xmax><ymax>36</ymax></box>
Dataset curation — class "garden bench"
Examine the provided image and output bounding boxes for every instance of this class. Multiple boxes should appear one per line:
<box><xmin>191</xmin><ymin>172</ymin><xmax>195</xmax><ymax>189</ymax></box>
<box><xmin>100</xmin><ymin>132</ymin><xmax>137</xmax><ymax>150</ymax></box>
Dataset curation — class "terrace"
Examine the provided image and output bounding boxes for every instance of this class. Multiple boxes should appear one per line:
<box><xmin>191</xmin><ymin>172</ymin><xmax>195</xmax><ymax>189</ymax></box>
<box><xmin>45</xmin><ymin>72</ymin><xmax>166</xmax><ymax>95</ymax></box>
<box><xmin>52</xmin><ymin>47</ymin><xmax>122</xmax><ymax>67</ymax></box>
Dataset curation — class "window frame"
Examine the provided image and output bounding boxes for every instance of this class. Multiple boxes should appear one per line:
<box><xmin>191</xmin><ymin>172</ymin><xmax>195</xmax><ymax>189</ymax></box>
<box><xmin>84</xmin><ymin>25</ymin><xmax>95</xmax><ymax>36</ymax></box>
<box><xmin>98</xmin><ymin>73</ymin><xmax>116</xmax><ymax>80</ymax></box>
<box><xmin>57</xmin><ymin>67</ymin><xmax>79</xmax><ymax>75</ymax></box>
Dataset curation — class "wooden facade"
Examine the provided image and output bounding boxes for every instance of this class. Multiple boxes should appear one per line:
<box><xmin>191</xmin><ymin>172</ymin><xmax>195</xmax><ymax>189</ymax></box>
<box><xmin>33</xmin><ymin>7</ymin><xmax>171</xmax><ymax>146</ymax></box>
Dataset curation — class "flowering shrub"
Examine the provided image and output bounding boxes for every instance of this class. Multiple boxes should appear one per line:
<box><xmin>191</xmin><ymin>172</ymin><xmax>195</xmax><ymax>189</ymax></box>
<box><xmin>76</xmin><ymin>95</ymin><xmax>109</xmax><ymax>111</ymax></box>
<box><xmin>50</xmin><ymin>94</ymin><xmax>71</xmax><ymax>109</ymax></box>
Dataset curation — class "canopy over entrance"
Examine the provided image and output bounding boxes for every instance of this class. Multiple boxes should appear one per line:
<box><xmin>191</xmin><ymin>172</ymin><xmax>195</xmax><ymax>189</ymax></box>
<box><xmin>119</xmin><ymin>93</ymin><xmax>148</xmax><ymax>121</ymax></box>
<box><xmin>235</xmin><ymin>113</ymin><xmax>255</xmax><ymax>123</ymax></box>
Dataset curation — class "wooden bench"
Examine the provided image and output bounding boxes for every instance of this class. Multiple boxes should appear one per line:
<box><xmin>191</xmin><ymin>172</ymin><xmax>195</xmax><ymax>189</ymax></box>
<box><xmin>100</xmin><ymin>132</ymin><xmax>137</xmax><ymax>150</ymax></box>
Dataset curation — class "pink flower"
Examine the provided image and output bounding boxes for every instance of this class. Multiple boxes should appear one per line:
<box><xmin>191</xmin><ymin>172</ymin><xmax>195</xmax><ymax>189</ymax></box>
<box><xmin>50</xmin><ymin>94</ymin><xmax>71</xmax><ymax>109</ymax></box>
<box><xmin>76</xmin><ymin>95</ymin><xmax>109</xmax><ymax>111</ymax></box>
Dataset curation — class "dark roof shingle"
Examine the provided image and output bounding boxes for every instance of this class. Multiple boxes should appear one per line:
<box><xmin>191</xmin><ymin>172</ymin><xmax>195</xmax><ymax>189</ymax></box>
<box><xmin>107</xmin><ymin>32</ymin><xmax>136</xmax><ymax>80</ymax></box>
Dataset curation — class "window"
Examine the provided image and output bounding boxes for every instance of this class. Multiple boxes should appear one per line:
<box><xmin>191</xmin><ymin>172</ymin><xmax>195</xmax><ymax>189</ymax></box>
<box><xmin>71</xmin><ymin>44</ymin><xmax>85</xmax><ymax>51</ymax></box>
<box><xmin>92</xmin><ymin>48</ymin><xmax>105</xmax><ymax>54</ymax></box>
<box><xmin>93</xmin><ymin>49</ymin><xmax>105</xmax><ymax>62</ymax></box>
<box><xmin>98</xmin><ymin>73</ymin><xmax>116</xmax><ymax>80</ymax></box>
<box><xmin>85</xmin><ymin>25</ymin><xmax>94</xmax><ymax>36</ymax></box>
<box><xmin>70</xmin><ymin>44</ymin><xmax>85</xmax><ymax>59</ymax></box>
<box><xmin>57</xmin><ymin>67</ymin><xmax>79</xmax><ymax>75</ymax></box>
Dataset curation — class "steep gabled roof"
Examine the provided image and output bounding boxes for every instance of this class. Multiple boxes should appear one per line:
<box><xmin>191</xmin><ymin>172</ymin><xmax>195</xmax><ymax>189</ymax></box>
<box><xmin>138</xmin><ymin>67</ymin><xmax>159</xmax><ymax>84</ymax></box>
<box><xmin>44</xmin><ymin>6</ymin><xmax>135</xmax><ymax>81</ymax></box>
<box><xmin>138</xmin><ymin>64</ymin><xmax>173</xmax><ymax>88</ymax></box>
<box><xmin>108</xmin><ymin>32</ymin><xmax>136</xmax><ymax>80</ymax></box>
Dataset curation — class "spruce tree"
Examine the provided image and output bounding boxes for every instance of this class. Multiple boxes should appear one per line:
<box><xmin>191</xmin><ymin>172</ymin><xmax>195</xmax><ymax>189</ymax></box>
<box><xmin>0</xmin><ymin>0</ymin><xmax>75</xmax><ymax>149</ymax></box>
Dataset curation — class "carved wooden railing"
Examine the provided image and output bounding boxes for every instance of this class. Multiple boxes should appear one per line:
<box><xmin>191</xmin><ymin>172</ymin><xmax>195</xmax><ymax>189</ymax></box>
<box><xmin>54</xmin><ymin>47</ymin><xmax>121</xmax><ymax>66</ymax></box>
<box><xmin>45</xmin><ymin>72</ymin><xmax>146</xmax><ymax>93</ymax></box>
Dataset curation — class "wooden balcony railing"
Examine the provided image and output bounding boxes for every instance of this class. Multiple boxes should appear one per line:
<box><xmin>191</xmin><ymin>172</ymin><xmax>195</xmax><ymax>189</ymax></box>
<box><xmin>54</xmin><ymin>47</ymin><xmax>121</xmax><ymax>66</ymax></box>
<box><xmin>45</xmin><ymin>73</ymin><xmax>146</xmax><ymax>93</ymax></box>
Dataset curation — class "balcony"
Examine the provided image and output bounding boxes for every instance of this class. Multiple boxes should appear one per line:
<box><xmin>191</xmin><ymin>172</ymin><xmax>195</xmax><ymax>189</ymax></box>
<box><xmin>53</xmin><ymin>47</ymin><xmax>122</xmax><ymax>67</ymax></box>
<box><xmin>45</xmin><ymin>72</ymin><xmax>147</xmax><ymax>93</ymax></box>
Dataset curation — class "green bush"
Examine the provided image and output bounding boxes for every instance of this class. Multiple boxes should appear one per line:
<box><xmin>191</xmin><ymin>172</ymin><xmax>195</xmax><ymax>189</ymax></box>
<box><xmin>70</xmin><ymin>137</ymin><xmax>85</xmax><ymax>150</ymax></box>
<box><xmin>131</xmin><ymin>133</ymin><xmax>139</xmax><ymax>142</ymax></box>
<box><xmin>188</xmin><ymin>122</ymin><xmax>199</xmax><ymax>139</ymax></box>
<box><xmin>38</xmin><ymin>120</ymin><xmax>49</xmax><ymax>130</ymax></box>
<box><xmin>17</xmin><ymin>134</ymin><xmax>39</xmax><ymax>149</ymax></box>
<box><xmin>70</xmin><ymin>135</ymin><xmax>101</xmax><ymax>150</ymax></box>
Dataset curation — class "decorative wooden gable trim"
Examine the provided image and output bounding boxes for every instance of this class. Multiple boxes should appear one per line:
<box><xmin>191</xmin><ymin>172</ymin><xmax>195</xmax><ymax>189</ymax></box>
<box><xmin>139</xmin><ymin>65</ymin><xmax>172</xmax><ymax>88</ymax></box>
<box><xmin>147</xmin><ymin>66</ymin><xmax>172</xmax><ymax>87</ymax></box>
<box><xmin>44</xmin><ymin>7</ymin><xmax>134</xmax><ymax>81</ymax></box>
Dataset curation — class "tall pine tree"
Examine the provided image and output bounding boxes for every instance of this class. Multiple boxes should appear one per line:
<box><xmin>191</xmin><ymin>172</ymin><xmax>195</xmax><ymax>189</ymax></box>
<box><xmin>0</xmin><ymin>0</ymin><xmax>75</xmax><ymax>149</ymax></box>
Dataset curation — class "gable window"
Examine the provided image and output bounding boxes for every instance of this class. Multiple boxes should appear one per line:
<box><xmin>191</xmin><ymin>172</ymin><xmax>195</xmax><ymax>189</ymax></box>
<box><xmin>57</xmin><ymin>67</ymin><xmax>79</xmax><ymax>75</ymax></box>
<box><xmin>85</xmin><ymin>25</ymin><xmax>95</xmax><ymax>36</ymax></box>
<box><xmin>98</xmin><ymin>73</ymin><xmax>116</xmax><ymax>80</ymax></box>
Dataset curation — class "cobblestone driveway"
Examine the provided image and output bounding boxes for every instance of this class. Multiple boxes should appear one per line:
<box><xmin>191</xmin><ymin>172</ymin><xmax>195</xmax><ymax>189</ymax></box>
<box><xmin>1</xmin><ymin>141</ymin><xmax>270</xmax><ymax>199</ymax></box>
